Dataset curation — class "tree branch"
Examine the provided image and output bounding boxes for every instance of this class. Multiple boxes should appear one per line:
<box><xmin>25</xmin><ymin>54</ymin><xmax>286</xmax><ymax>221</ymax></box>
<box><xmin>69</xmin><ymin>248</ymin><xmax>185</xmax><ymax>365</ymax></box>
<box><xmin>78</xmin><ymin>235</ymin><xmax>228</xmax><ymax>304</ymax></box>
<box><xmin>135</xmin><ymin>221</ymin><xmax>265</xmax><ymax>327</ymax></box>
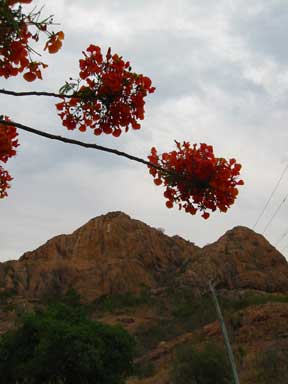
<box><xmin>0</xmin><ymin>119</ymin><xmax>167</xmax><ymax>173</ymax></box>
<box><xmin>0</xmin><ymin>89</ymin><xmax>72</xmax><ymax>99</ymax></box>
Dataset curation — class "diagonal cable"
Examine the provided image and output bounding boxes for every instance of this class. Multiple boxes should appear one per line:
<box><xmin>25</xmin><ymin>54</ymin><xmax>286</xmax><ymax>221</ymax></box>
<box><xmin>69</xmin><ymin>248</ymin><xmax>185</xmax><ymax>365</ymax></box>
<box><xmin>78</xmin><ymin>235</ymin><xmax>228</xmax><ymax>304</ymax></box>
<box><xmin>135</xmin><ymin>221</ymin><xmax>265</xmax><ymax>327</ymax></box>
<box><xmin>280</xmin><ymin>240</ymin><xmax>288</xmax><ymax>252</ymax></box>
<box><xmin>263</xmin><ymin>190</ymin><xmax>288</xmax><ymax>234</ymax></box>
<box><xmin>275</xmin><ymin>227</ymin><xmax>288</xmax><ymax>247</ymax></box>
<box><xmin>253</xmin><ymin>163</ymin><xmax>288</xmax><ymax>230</ymax></box>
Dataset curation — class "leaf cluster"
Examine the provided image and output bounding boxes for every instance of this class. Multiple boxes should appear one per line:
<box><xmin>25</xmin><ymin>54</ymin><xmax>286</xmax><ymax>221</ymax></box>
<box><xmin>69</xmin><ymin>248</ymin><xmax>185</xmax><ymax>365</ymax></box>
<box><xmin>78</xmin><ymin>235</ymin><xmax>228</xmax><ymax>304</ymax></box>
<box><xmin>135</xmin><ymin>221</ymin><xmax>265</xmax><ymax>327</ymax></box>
<box><xmin>171</xmin><ymin>342</ymin><xmax>232</xmax><ymax>384</ymax></box>
<box><xmin>0</xmin><ymin>301</ymin><xmax>135</xmax><ymax>384</ymax></box>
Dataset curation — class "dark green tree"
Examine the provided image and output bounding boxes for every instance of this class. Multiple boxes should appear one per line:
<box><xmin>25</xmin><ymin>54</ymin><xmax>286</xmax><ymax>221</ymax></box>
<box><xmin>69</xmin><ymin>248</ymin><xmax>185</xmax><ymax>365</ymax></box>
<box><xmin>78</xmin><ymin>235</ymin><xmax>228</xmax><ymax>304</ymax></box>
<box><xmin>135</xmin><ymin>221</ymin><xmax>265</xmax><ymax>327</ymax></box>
<box><xmin>171</xmin><ymin>342</ymin><xmax>232</xmax><ymax>384</ymax></box>
<box><xmin>0</xmin><ymin>302</ymin><xmax>135</xmax><ymax>384</ymax></box>
<box><xmin>256</xmin><ymin>344</ymin><xmax>288</xmax><ymax>384</ymax></box>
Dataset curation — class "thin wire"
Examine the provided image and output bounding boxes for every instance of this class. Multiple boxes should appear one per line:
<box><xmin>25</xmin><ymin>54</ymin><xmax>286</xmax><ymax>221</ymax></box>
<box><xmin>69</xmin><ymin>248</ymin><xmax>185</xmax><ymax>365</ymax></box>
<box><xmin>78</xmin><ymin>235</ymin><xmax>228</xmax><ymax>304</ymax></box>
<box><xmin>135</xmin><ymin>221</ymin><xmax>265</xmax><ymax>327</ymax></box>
<box><xmin>253</xmin><ymin>163</ymin><xmax>288</xmax><ymax>230</ymax></box>
<box><xmin>275</xmin><ymin>227</ymin><xmax>288</xmax><ymax>247</ymax></box>
<box><xmin>209</xmin><ymin>282</ymin><xmax>240</xmax><ymax>384</ymax></box>
<box><xmin>263</xmin><ymin>190</ymin><xmax>288</xmax><ymax>234</ymax></box>
<box><xmin>280</xmin><ymin>240</ymin><xmax>288</xmax><ymax>252</ymax></box>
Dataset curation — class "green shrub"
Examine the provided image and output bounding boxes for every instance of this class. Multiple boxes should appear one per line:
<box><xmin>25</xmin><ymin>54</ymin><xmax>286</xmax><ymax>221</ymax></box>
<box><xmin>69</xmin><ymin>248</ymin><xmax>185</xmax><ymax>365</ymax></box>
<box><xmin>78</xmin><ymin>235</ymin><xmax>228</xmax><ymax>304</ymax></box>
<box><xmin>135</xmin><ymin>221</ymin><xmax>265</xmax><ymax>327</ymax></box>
<box><xmin>256</xmin><ymin>344</ymin><xmax>288</xmax><ymax>384</ymax></box>
<box><xmin>171</xmin><ymin>291</ymin><xmax>217</xmax><ymax>328</ymax></box>
<box><xmin>0</xmin><ymin>302</ymin><xmax>135</xmax><ymax>384</ymax></box>
<box><xmin>92</xmin><ymin>289</ymin><xmax>152</xmax><ymax>313</ymax></box>
<box><xmin>220</xmin><ymin>293</ymin><xmax>288</xmax><ymax>313</ymax></box>
<box><xmin>171</xmin><ymin>342</ymin><xmax>232</xmax><ymax>384</ymax></box>
<box><xmin>134</xmin><ymin>319</ymin><xmax>181</xmax><ymax>356</ymax></box>
<box><xmin>0</xmin><ymin>289</ymin><xmax>16</xmax><ymax>305</ymax></box>
<box><xmin>133</xmin><ymin>360</ymin><xmax>155</xmax><ymax>378</ymax></box>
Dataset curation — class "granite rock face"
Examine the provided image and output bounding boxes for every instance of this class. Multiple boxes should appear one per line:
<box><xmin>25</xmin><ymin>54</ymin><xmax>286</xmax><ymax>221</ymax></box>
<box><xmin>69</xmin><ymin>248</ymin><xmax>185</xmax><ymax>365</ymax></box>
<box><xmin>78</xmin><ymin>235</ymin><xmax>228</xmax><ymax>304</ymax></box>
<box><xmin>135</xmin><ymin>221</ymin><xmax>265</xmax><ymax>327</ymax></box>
<box><xmin>0</xmin><ymin>214</ymin><xmax>287</xmax><ymax>303</ymax></box>
<box><xmin>0</xmin><ymin>212</ymin><xmax>198</xmax><ymax>301</ymax></box>
<box><xmin>1</xmin><ymin>213</ymin><xmax>288</xmax><ymax>384</ymax></box>
<box><xmin>181</xmin><ymin>226</ymin><xmax>288</xmax><ymax>294</ymax></box>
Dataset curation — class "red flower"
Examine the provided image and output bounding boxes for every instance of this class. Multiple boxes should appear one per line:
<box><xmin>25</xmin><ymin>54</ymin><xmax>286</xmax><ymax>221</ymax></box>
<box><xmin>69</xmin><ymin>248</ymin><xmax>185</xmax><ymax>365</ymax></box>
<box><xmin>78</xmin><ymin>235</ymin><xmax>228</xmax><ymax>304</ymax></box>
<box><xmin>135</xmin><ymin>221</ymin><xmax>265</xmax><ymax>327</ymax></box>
<box><xmin>56</xmin><ymin>45</ymin><xmax>155</xmax><ymax>137</ymax></box>
<box><xmin>7</xmin><ymin>1</ymin><xmax>32</xmax><ymax>5</ymax></box>
<box><xmin>44</xmin><ymin>31</ymin><xmax>65</xmax><ymax>54</ymax></box>
<box><xmin>148</xmin><ymin>141</ymin><xmax>244</xmax><ymax>218</ymax></box>
<box><xmin>0</xmin><ymin>1</ymin><xmax>63</xmax><ymax>80</ymax></box>
<box><xmin>23</xmin><ymin>62</ymin><xmax>48</xmax><ymax>81</ymax></box>
<box><xmin>23</xmin><ymin>71</ymin><xmax>37</xmax><ymax>82</ymax></box>
<box><xmin>0</xmin><ymin>166</ymin><xmax>13</xmax><ymax>199</ymax></box>
<box><xmin>0</xmin><ymin>117</ymin><xmax>19</xmax><ymax>163</ymax></box>
<box><xmin>0</xmin><ymin>117</ymin><xmax>19</xmax><ymax>199</ymax></box>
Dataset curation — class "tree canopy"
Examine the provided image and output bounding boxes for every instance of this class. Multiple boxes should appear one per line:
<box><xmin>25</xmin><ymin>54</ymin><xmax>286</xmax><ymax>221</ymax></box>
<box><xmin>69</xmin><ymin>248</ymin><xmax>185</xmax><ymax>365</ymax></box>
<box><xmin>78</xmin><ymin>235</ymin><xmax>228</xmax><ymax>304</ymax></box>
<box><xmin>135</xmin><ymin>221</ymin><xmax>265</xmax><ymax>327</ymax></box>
<box><xmin>0</xmin><ymin>301</ymin><xmax>135</xmax><ymax>384</ymax></box>
<box><xmin>171</xmin><ymin>342</ymin><xmax>232</xmax><ymax>384</ymax></box>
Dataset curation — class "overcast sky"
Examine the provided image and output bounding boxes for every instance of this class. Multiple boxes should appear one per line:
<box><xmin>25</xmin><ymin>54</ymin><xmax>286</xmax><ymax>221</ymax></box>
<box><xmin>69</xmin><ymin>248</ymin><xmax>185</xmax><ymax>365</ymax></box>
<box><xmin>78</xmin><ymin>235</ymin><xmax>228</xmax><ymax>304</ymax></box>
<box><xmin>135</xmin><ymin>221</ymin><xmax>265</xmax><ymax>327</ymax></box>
<box><xmin>2</xmin><ymin>0</ymin><xmax>288</xmax><ymax>262</ymax></box>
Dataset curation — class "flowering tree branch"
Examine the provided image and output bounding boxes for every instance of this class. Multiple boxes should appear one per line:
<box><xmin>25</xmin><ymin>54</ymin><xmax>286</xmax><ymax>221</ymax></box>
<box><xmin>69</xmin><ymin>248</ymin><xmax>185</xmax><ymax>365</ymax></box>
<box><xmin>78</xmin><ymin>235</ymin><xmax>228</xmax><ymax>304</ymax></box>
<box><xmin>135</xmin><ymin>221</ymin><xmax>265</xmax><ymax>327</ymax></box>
<box><xmin>0</xmin><ymin>116</ymin><xmax>244</xmax><ymax>218</ymax></box>
<box><xmin>0</xmin><ymin>89</ymin><xmax>72</xmax><ymax>99</ymax></box>
<box><xmin>0</xmin><ymin>89</ymin><xmax>101</xmax><ymax>100</ymax></box>
<box><xmin>0</xmin><ymin>0</ymin><xmax>244</xmax><ymax>218</ymax></box>
<box><xmin>0</xmin><ymin>118</ymin><xmax>165</xmax><ymax>172</ymax></box>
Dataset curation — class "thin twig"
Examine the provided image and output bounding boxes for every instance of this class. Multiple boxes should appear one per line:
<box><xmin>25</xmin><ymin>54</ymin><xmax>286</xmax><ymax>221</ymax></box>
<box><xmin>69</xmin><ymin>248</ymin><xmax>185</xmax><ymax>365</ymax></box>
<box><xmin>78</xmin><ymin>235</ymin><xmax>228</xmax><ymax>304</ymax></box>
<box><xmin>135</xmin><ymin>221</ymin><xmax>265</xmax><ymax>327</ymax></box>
<box><xmin>0</xmin><ymin>89</ymin><xmax>71</xmax><ymax>99</ymax></box>
<box><xmin>0</xmin><ymin>119</ymin><xmax>167</xmax><ymax>173</ymax></box>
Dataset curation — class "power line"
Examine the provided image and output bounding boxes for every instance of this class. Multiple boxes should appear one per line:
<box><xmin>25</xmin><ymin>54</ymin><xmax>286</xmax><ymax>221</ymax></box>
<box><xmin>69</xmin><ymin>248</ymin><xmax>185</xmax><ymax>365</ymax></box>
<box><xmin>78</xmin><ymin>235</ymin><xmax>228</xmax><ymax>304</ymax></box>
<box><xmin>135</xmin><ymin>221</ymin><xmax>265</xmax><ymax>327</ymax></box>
<box><xmin>275</xmin><ymin>227</ymin><xmax>288</xmax><ymax>247</ymax></box>
<box><xmin>280</xmin><ymin>240</ymin><xmax>288</xmax><ymax>252</ymax></box>
<box><xmin>209</xmin><ymin>282</ymin><xmax>240</xmax><ymax>384</ymax></box>
<box><xmin>253</xmin><ymin>164</ymin><xmax>288</xmax><ymax>230</ymax></box>
<box><xmin>263</xmin><ymin>190</ymin><xmax>288</xmax><ymax>234</ymax></box>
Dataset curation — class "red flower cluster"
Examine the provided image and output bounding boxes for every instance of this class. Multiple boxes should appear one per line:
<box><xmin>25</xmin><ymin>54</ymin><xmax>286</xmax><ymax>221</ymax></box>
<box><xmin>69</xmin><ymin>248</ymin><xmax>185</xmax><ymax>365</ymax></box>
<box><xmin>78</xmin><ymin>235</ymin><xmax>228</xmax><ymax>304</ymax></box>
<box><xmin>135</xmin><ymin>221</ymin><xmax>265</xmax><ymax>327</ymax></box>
<box><xmin>44</xmin><ymin>31</ymin><xmax>64</xmax><ymax>54</ymax></box>
<box><xmin>7</xmin><ymin>1</ymin><xmax>33</xmax><ymax>6</ymax></box>
<box><xmin>148</xmin><ymin>141</ymin><xmax>244</xmax><ymax>219</ymax></box>
<box><xmin>0</xmin><ymin>1</ymin><xmax>63</xmax><ymax>81</ymax></box>
<box><xmin>0</xmin><ymin>117</ymin><xmax>19</xmax><ymax>198</ymax></box>
<box><xmin>0</xmin><ymin>167</ymin><xmax>13</xmax><ymax>199</ymax></box>
<box><xmin>56</xmin><ymin>45</ymin><xmax>155</xmax><ymax>137</ymax></box>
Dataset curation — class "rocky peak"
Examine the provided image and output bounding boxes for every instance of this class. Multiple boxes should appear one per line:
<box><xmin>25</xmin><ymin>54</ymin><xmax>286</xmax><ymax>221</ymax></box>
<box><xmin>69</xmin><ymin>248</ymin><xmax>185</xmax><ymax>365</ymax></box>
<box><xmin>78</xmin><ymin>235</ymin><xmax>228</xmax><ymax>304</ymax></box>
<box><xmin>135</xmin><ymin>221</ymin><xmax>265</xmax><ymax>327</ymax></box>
<box><xmin>0</xmin><ymin>212</ymin><xmax>198</xmax><ymax>301</ymax></box>
<box><xmin>0</xmin><ymin>213</ymin><xmax>287</xmax><ymax>303</ymax></box>
<box><xmin>182</xmin><ymin>225</ymin><xmax>288</xmax><ymax>293</ymax></box>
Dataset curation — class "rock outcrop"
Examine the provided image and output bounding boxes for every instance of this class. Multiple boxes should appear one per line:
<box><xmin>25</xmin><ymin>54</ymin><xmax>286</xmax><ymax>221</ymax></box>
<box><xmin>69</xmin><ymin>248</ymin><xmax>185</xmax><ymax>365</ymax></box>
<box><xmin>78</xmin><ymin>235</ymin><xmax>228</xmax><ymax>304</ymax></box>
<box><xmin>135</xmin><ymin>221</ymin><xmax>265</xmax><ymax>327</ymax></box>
<box><xmin>181</xmin><ymin>226</ymin><xmax>288</xmax><ymax>294</ymax></box>
<box><xmin>0</xmin><ymin>214</ymin><xmax>287</xmax><ymax>303</ymax></box>
<box><xmin>0</xmin><ymin>212</ymin><xmax>198</xmax><ymax>301</ymax></box>
<box><xmin>1</xmin><ymin>212</ymin><xmax>288</xmax><ymax>384</ymax></box>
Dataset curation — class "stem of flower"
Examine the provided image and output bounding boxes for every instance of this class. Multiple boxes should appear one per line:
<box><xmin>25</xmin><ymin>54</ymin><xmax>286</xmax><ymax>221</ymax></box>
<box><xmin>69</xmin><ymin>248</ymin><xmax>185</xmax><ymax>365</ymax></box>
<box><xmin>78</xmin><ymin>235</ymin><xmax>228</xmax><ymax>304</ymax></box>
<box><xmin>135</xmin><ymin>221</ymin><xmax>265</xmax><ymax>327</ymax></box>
<box><xmin>0</xmin><ymin>118</ymin><xmax>168</xmax><ymax>173</ymax></box>
<box><xmin>0</xmin><ymin>89</ymin><xmax>72</xmax><ymax>99</ymax></box>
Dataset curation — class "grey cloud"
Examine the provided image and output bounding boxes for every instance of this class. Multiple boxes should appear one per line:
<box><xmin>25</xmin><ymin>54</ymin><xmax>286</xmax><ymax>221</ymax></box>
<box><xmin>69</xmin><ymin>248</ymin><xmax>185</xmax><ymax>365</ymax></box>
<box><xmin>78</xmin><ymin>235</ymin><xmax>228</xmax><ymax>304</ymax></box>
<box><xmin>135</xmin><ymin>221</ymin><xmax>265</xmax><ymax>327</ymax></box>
<box><xmin>232</xmin><ymin>2</ymin><xmax>288</xmax><ymax>64</ymax></box>
<box><xmin>2</xmin><ymin>0</ymin><xmax>288</xmax><ymax>261</ymax></box>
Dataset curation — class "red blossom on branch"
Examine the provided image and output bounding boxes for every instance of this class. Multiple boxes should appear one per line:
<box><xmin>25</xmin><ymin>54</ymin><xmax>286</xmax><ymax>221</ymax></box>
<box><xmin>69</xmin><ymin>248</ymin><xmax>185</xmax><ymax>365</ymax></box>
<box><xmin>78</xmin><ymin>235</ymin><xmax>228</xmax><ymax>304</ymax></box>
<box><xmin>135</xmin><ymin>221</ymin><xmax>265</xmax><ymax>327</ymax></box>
<box><xmin>7</xmin><ymin>1</ymin><xmax>32</xmax><ymax>5</ymax></box>
<box><xmin>0</xmin><ymin>116</ymin><xmax>19</xmax><ymax>162</ymax></box>
<box><xmin>0</xmin><ymin>166</ymin><xmax>13</xmax><ymax>198</ymax></box>
<box><xmin>0</xmin><ymin>116</ymin><xmax>19</xmax><ymax>198</ymax></box>
<box><xmin>148</xmin><ymin>141</ymin><xmax>244</xmax><ymax>219</ymax></box>
<box><xmin>0</xmin><ymin>3</ymin><xmax>244</xmax><ymax>214</ymax></box>
<box><xmin>44</xmin><ymin>31</ymin><xmax>65</xmax><ymax>54</ymax></box>
<box><xmin>56</xmin><ymin>45</ymin><xmax>155</xmax><ymax>137</ymax></box>
<box><xmin>0</xmin><ymin>0</ymin><xmax>63</xmax><ymax>81</ymax></box>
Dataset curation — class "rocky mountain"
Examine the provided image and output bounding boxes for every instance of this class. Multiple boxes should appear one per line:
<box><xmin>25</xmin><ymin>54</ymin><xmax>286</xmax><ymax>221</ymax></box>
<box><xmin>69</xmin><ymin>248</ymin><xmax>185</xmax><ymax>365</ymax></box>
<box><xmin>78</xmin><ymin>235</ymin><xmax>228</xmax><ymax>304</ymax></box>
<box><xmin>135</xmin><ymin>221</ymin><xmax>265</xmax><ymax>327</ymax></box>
<box><xmin>0</xmin><ymin>211</ymin><xmax>199</xmax><ymax>301</ymax></box>
<box><xmin>181</xmin><ymin>226</ymin><xmax>288</xmax><ymax>295</ymax></box>
<box><xmin>0</xmin><ymin>212</ymin><xmax>287</xmax><ymax>302</ymax></box>
<box><xmin>1</xmin><ymin>211</ymin><xmax>288</xmax><ymax>383</ymax></box>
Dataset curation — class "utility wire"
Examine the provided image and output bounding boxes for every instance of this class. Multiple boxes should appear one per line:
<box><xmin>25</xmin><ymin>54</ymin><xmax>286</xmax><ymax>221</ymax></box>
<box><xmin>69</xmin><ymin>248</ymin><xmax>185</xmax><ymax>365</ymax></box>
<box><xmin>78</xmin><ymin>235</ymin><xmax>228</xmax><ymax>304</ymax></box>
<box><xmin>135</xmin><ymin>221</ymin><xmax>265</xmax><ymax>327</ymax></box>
<box><xmin>275</xmin><ymin>227</ymin><xmax>288</xmax><ymax>247</ymax></box>
<box><xmin>209</xmin><ymin>282</ymin><xmax>240</xmax><ymax>384</ymax></box>
<box><xmin>263</xmin><ymin>190</ymin><xmax>288</xmax><ymax>234</ymax></box>
<box><xmin>253</xmin><ymin>163</ymin><xmax>288</xmax><ymax>230</ymax></box>
<box><xmin>280</xmin><ymin>240</ymin><xmax>288</xmax><ymax>252</ymax></box>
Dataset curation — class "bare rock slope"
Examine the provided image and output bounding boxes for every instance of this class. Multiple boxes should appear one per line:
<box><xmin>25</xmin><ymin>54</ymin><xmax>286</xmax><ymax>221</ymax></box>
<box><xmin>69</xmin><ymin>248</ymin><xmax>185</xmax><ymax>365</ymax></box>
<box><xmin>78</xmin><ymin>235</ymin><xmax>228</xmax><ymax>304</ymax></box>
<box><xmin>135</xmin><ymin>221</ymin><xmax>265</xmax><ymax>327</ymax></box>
<box><xmin>0</xmin><ymin>213</ymin><xmax>287</xmax><ymax>303</ymax></box>
<box><xmin>0</xmin><ymin>212</ymin><xmax>198</xmax><ymax>301</ymax></box>
<box><xmin>181</xmin><ymin>226</ymin><xmax>288</xmax><ymax>294</ymax></box>
<box><xmin>1</xmin><ymin>212</ymin><xmax>288</xmax><ymax>384</ymax></box>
